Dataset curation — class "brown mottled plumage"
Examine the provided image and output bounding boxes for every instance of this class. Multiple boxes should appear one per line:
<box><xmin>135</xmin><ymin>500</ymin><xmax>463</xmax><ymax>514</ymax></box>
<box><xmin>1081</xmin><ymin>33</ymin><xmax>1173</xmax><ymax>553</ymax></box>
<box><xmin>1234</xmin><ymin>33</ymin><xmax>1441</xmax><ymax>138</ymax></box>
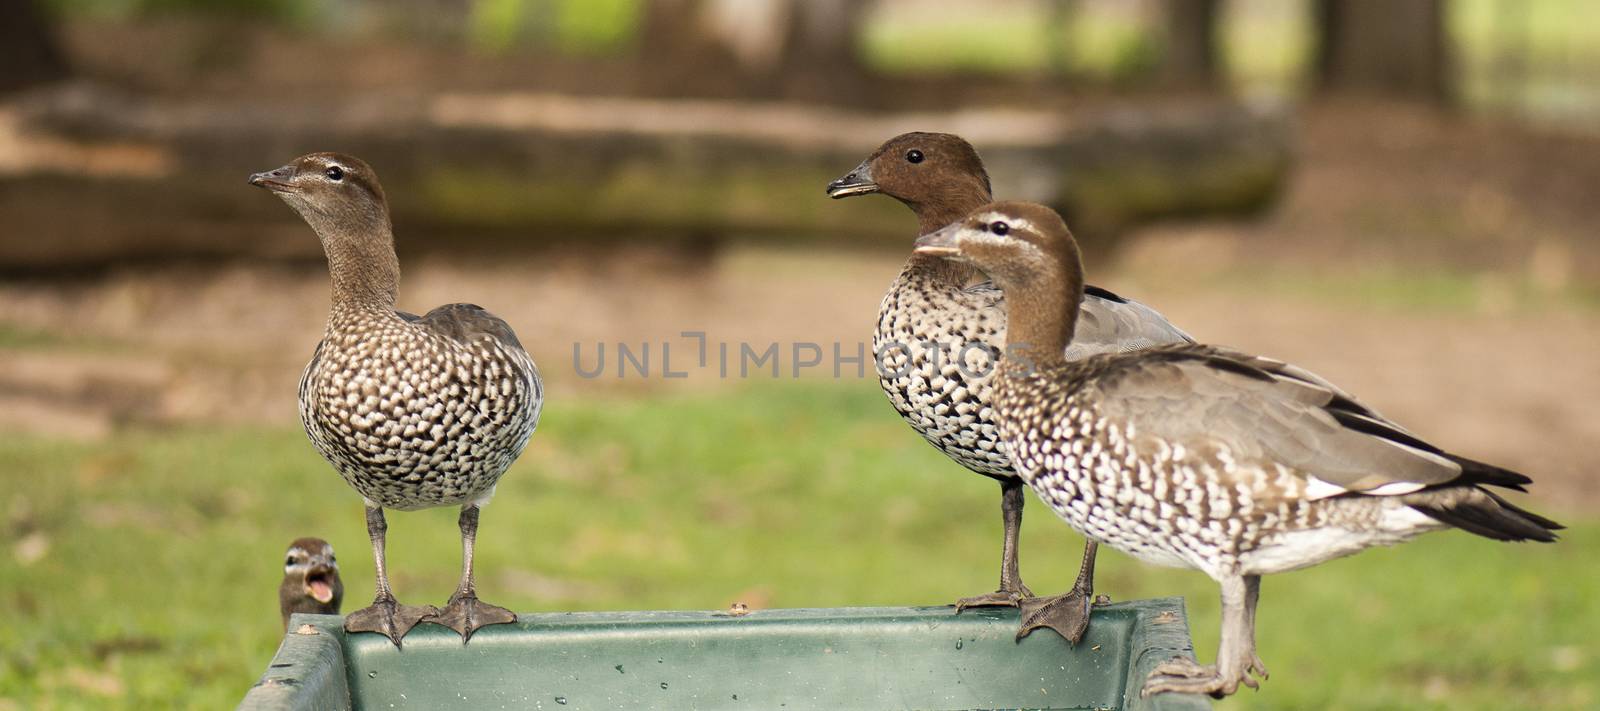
<box><xmin>279</xmin><ymin>537</ymin><xmax>344</xmax><ymax>630</ymax></box>
<box><xmin>828</xmin><ymin>133</ymin><xmax>1192</xmax><ymax>640</ymax></box>
<box><xmin>915</xmin><ymin>201</ymin><xmax>1560</xmax><ymax>699</ymax></box>
<box><xmin>251</xmin><ymin>153</ymin><xmax>542</xmax><ymax>646</ymax></box>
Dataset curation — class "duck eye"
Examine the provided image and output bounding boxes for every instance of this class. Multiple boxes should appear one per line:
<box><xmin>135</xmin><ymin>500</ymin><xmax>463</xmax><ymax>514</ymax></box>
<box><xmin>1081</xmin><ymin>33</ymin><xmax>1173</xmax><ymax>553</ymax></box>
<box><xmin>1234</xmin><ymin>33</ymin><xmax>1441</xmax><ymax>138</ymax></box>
<box><xmin>905</xmin><ymin>149</ymin><xmax>924</xmax><ymax>164</ymax></box>
<box><xmin>325</xmin><ymin>166</ymin><xmax>344</xmax><ymax>181</ymax></box>
<box><xmin>990</xmin><ymin>221</ymin><xmax>1010</xmax><ymax>236</ymax></box>
<box><xmin>285</xmin><ymin>556</ymin><xmax>296</xmax><ymax>567</ymax></box>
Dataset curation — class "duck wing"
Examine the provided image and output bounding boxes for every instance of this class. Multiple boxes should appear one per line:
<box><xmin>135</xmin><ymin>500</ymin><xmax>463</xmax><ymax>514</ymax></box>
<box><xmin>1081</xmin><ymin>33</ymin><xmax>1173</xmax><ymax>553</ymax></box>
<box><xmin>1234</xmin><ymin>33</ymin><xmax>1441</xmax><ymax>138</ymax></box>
<box><xmin>1090</xmin><ymin>345</ymin><xmax>1464</xmax><ymax>496</ymax></box>
<box><xmin>1068</xmin><ymin>285</ymin><xmax>1194</xmax><ymax>359</ymax></box>
<box><xmin>967</xmin><ymin>281</ymin><xmax>1194</xmax><ymax>358</ymax></box>
<box><xmin>409</xmin><ymin>303</ymin><xmax>527</xmax><ymax>352</ymax></box>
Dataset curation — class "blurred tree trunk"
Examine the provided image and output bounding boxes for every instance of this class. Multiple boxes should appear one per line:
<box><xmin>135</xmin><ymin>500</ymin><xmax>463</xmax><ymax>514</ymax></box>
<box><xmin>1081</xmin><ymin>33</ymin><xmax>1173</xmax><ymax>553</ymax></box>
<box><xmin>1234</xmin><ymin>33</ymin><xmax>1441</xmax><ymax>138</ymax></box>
<box><xmin>0</xmin><ymin>0</ymin><xmax>69</xmax><ymax>94</ymax></box>
<box><xmin>1158</xmin><ymin>0</ymin><xmax>1221</xmax><ymax>86</ymax></box>
<box><xmin>775</xmin><ymin>0</ymin><xmax>866</xmax><ymax>74</ymax></box>
<box><xmin>1314</xmin><ymin>0</ymin><xmax>1452</xmax><ymax>102</ymax></box>
<box><xmin>637</xmin><ymin>0</ymin><xmax>872</xmax><ymax>102</ymax></box>
<box><xmin>639</xmin><ymin>0</ymin><xmax>716</xmax><ymax>64</ymax></box>
<box><xmin>772</xmin><ymin>0</ymin><xmax>872</xmax><ymax>101</ymax></box>
<box><xmin>1045</xmin><ymin>0</ymin><xmax>1082</xmax><ymax>76</ymax></box>
<box><xmin>636</xmin><ymin>0</ymin><xmax>742</xmax><ymax>96</ymax></box>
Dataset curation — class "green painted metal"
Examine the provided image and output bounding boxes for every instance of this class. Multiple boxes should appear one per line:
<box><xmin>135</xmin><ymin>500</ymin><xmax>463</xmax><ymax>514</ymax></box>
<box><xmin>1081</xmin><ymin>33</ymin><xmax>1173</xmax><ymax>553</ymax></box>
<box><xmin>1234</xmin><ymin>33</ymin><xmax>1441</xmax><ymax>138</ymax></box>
<box><xmin>240</xmin><ymin>599</ymin><xmax>1209</xmax><ymax>711</ymax></box>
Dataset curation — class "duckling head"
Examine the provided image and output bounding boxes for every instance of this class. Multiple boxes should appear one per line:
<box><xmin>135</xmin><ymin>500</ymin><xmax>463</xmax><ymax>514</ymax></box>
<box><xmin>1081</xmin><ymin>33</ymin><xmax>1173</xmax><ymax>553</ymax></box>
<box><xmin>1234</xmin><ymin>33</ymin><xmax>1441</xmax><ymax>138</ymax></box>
<box><xmin>278</xmin><ymin>537</ymin><xmax>344</xmax><ymax>630</ymax></box>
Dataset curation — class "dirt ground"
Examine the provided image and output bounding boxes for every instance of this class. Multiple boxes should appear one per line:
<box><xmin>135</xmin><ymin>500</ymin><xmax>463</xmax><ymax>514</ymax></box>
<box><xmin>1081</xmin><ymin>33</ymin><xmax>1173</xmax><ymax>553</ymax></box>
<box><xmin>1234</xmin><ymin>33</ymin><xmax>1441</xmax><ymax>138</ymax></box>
<box><xmin>1</xmin><ymin>102</ymin><xmax>1596</xmax><ymax>509</ymax></box>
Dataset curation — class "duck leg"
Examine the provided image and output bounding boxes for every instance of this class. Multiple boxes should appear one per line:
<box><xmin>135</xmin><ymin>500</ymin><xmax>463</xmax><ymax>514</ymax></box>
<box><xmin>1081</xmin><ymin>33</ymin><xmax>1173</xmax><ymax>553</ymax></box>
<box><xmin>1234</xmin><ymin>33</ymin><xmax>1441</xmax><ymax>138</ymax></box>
<box><xmin>1141</xmin><ymin>574</ymin><xmax>1268</xmax><ymax>699</ymax></box>
<box><xmin>344</xmin><ymin>505</ymin><xmax>437</xmax><ymax>647</ymax></box>
<box><xmin>428</xmin><ymin>505</ymin><xmax>516</xmax><ymax>642</ymax></box>
<box><xmin>1016</xmin><ymin>539</ymin><xmax>1098</xmax><ymax>644</ymax></box>
<box><xmin>956</xmin><ymin>479</ymin><xmax>1035</xmax><ymax>610</ymax></box>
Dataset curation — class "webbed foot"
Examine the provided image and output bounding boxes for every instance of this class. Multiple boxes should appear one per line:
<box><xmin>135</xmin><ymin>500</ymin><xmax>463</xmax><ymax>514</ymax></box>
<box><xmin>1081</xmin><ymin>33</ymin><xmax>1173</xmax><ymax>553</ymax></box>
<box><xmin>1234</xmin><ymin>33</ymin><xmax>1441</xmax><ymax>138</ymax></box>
<box><xmin>1015</xmin><ymin>584</ymin><xmax>1092</xmax><ymax>644</ymax></box>
<box><xmin>954</xmin><ymin>582</ymin><xmax>1034</xmax><ymax>611</ymax></box>
<box><xmin>426</xmin><ymin>593</ymin><xmax>516</xmax><ymax>643</ymax></box>
<box><xmin>345</xmin><ymin>597</ymin><xmax>437</xmax><ymax>647</ymax></box>
<box><xmin>1140</xmin><ymin>654</ymin><xmax>1267</xmax><ymax>699</ymax></box>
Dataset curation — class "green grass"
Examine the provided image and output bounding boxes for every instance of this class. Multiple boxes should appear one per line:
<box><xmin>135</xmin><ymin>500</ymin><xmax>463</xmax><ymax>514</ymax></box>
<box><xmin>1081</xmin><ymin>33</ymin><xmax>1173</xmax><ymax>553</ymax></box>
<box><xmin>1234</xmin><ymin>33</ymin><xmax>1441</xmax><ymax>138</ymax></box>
<box><xmin>1</xmin><ymin>382</ymin><xmax>1594</xmax><ymax>709</ymax></box>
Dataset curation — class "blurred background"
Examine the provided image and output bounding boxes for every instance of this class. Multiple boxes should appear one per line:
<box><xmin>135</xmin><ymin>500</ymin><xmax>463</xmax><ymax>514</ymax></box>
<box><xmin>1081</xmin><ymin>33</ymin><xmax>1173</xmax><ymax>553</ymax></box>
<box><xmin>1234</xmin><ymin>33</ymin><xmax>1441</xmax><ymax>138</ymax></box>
<box><xmin>1</xmin><ymin>0</ymin><xmax>1596</xmax><ymax>708</ymax></box>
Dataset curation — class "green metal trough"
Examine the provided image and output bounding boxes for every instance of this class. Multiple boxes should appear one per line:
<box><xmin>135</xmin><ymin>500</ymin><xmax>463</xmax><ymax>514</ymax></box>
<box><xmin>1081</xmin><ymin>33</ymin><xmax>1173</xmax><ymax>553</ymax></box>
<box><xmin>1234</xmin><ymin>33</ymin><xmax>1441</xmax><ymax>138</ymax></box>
<box><xmin>239</xmin><ymin>599</ymin><xmax>1208</xmax><ymax>711</ymax></box>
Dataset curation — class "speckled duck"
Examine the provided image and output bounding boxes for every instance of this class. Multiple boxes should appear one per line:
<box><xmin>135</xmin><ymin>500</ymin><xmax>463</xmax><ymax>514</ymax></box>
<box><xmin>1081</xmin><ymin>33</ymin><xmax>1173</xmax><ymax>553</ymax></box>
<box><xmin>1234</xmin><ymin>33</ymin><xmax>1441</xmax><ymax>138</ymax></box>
<box><xmin>251</xmin><ymin>153</ymin><xmax>542</xmax><ymax>645</ymax></box>
<box><xmin>915</xmin><ymin>201</ymin><xmax>1560</xmax><ymax>698</ymax></box>
<box><xmin>828</xmin><ymin>133</ymin><xmax>1192</xmax><ymax>641</ymax></box>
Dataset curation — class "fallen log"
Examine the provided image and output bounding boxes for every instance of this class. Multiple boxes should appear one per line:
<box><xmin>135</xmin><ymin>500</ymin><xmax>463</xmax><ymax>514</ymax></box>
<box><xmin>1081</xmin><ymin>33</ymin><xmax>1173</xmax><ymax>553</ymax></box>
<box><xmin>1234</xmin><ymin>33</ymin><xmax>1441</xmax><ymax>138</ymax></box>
<box><xmin>0</xmin><ymin>84</ymin><xmax>1289</xmax><ymax>271</ymax></box>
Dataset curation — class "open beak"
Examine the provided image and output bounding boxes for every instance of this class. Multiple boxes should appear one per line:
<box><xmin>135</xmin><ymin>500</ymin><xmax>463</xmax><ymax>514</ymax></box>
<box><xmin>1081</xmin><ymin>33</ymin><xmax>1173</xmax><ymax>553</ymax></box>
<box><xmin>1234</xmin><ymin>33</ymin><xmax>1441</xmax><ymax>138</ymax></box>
<box><xmin>248</xmin><ymin>164</ymin><xmax>297</xmax><ymax>193</ymax></box>
<box><xmin>303</xmin><ymin>565</ymin><xmax>337</xmax><ymax>604</ymax></box>
<box><xmin>912</xmin><ymin>222</ymin><xmax>963</xmax><ymax>258</ymax></box>
<box><xmin>825</xmin><ymin>159</ymin><xmax>878</xmax><ymax>199</ymax></box>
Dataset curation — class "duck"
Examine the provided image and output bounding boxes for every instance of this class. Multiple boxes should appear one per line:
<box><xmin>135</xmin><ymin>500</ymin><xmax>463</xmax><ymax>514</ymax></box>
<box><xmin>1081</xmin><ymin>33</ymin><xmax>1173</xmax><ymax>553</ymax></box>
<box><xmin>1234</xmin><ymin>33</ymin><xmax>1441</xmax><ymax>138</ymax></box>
<box><xmin>279</xmin><ymin>537</ymin><xmax>344</xmax><ymax>630</ymax></box>
<box><xmin>827</xmin><ymin>132</ymin><xmax>1193</xmax><ymax>642</ymax></box>
<box><xmin>912</xmin><ymin>200</ymin><xmax>1561</xmax><ymax>698</ymax></box>
<box><xmin>250</xmin><ymin>153</ymin><xmax>543</xmax><ymax>646</ymax></box>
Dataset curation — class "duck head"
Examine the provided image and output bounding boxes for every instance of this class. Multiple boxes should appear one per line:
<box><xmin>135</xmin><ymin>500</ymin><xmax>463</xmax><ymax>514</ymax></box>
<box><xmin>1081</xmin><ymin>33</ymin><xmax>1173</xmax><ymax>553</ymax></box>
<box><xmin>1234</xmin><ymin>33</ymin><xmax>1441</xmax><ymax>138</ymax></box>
<box><xmin>279</xmin><ymin>537</ymin><xmax>344</xmax><ymax>629</ymax></box>
<box><xmin>913</xmin><ymin>201</ymin><xmax>1080</xmax><ymax>290</ymax></box>
<box><xmin>827</xmin><ymin>132</ymin><xmax>993</xmax><ymax>235</ymax></box>
<box><xmin>915</xmin><ymin>201</ymin><xmax>1085</xmax><ymax>357</ymax></box>
<box><xmin>249</xmin><ymin>152</ymin><xmax>389</xmax><ymax>236</ymax></box>
<box><xmin>250</xmin><ymin>152</ymin><xmax>400</xmax><ymax>305</ymax></box>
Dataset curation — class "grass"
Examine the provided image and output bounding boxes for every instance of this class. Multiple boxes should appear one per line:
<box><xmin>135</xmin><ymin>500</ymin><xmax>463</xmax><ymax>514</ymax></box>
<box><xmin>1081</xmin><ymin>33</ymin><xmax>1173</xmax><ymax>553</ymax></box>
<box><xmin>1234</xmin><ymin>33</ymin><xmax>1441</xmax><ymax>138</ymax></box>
<box><xmin>1</xmin><ymin>381</ymin><xmax>1595</xmax><ymax>709</ymax></box>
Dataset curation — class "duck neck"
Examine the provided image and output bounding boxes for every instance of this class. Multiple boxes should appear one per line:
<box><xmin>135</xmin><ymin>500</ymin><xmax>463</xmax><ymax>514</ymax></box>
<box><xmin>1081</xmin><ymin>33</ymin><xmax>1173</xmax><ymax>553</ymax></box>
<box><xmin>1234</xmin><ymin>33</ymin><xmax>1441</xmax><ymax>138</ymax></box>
<box><xmin>310</xmin><ymin>216</ymin><xmax>400</xmax><ymax>310</ymax></box>
<box><xmin>903</xmin><ymin>189</ymin><xmax>990</xmax><ymax>286</ymax></box>
<box><xmin>999</xmin><ymin>264</ymin><xmax>1082</xmax><ymax>377</ymax></box>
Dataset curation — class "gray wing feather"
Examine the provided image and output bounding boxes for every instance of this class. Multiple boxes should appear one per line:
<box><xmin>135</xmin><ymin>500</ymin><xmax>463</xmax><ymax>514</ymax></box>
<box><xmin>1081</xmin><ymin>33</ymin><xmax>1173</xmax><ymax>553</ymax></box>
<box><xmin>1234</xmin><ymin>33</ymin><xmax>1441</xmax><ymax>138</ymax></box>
<box><xmin>966</xmin><ymin>280</ymin><xmax>1193</xmax><ymax>359</ymax></box>
<box><xmin>411</xmin><ymin>303</ymin><xmax>527</xmax><ymax>352</ymax></box>
<box><xmin>1067</xmin><ymin>292</ymin><xmax>1194</xmax><ymax>360</ymax></box>
<box><xmin>1093</xmin><ymin>349</ymin><xmax>1461</xmax><ymax>496</ymax></box>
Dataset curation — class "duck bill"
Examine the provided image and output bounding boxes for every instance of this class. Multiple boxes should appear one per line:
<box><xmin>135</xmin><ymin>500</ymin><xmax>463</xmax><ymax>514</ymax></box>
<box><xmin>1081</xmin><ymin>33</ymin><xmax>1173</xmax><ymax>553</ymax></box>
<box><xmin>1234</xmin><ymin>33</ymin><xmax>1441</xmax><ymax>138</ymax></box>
<box><xmin>825</xmin><ymin>159</ymin><xmax>878</xmax><ymax>198</ymax></box>
<box><xmin>912</xmin><ymin>223</ymin><xmax>962</xmax><ymax>257</ymax></box>
<box><xmin>248</xmin><ymin>164</ymin><xmax>298</xmax><ymax>193</ymax></box>
<box><xmin>304</xmin><ymin>566</ymin><xmax>336</xmax><ymax>603</ymax></box>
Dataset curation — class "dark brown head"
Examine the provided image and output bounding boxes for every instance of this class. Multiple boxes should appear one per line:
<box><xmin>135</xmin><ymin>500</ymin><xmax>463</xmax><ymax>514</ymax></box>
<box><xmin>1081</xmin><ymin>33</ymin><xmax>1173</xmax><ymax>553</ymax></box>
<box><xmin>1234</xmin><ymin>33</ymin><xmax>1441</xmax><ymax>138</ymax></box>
<box><xmin>826</xmin><ymin>132</ymin><xmax>993</xmax><ymax>234</ymax></box>
<box><xmin>250</xmin><ymin>153</ymin><xmax>399</xmax><ymax>304</ymax></box>
<box><xmin>279</xmin><ymin>537</ymin><xmax>343</xmax><ymax>630</ymax></box>
<box><xmin>914</xmin><ymin>201</ymin><xmax>1084</xmax><ymax>354</ymax></box>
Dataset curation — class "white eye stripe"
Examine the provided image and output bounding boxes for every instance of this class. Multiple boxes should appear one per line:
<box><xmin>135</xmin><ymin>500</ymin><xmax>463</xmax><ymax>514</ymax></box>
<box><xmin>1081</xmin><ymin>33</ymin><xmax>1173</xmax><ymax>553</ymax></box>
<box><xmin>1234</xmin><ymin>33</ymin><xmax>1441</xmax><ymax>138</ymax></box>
<box><xmin>971</xmin><ymin>213</ymin><xmax>1033</xmax><ymax>231</ymax></box>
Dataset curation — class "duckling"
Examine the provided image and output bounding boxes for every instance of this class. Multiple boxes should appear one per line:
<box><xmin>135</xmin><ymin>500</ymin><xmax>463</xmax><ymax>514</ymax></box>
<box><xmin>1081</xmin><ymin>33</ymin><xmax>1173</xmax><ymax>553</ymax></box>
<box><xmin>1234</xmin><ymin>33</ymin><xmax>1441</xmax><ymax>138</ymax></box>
<box><xmin>913</xmin><ymin>201</ymin><xmax>1561</xmax><ymax>698</ymax></box>
<box><xmin>828</xmin><ymin>132</ymin><xmax>1193</xmax><ymax>642</ymax></box>
<box><xmin>279</xmin><ymin>537</ymin><xmax>344</xmax><ymax>630</ymax></box>
<box><xmin>251</xmin><ymin>153</ymin><xmax>542</xmax><ymax>645</ymax></box>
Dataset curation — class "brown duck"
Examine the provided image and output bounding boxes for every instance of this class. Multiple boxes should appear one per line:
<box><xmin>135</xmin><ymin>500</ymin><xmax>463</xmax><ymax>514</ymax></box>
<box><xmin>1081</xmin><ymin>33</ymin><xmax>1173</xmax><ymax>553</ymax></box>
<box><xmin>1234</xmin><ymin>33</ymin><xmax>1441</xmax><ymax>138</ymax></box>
<box><xmin>828</xmin><ymin>132</ymin><xmax>1193</xmax><ymax>642</ymax></box>
<box><xmin>915</xmin><ymin>201</ymin><xmax>1560</xmax><ymax>698</ymax></box>
<box><xmin>279</xmin><ymin>537</ymin><xmax>344</xmax><ymax>630</ymax></box>
<box><xmin>251</xmin><ymin>153</ymin><xmax>542</xmax><ymax>645</ymax></box>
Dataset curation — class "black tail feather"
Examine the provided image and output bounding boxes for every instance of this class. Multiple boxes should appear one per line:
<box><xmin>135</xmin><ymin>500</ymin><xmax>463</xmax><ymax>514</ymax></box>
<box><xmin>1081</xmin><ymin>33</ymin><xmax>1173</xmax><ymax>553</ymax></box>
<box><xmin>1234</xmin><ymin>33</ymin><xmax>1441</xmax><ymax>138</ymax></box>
<box><xmin>1483</xmin><ymin>490</ymin><xmax>1565</xmax><ymax>531</ymax></box>
<box><xmin>1444</xmin><ymin>455</ymin><xmax>1534</xmax><ymax>492</ymax></box>
<box><xmin>1412</xmin><ymin>490</ymin><xmax>1561</xmax><ymax>543</ymax></box>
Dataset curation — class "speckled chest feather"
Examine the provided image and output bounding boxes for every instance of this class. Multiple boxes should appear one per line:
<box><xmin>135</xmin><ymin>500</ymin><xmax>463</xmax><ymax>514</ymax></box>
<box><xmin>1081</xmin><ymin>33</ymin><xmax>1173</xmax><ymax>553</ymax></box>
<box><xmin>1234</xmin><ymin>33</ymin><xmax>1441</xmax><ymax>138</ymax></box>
<box><xmin>299</xmin><ymin>304</ymin><xmax>542</xmax><ymax>510</ymax></box>
<box><xmin>875</xmin><ymin>262</ymin><xmax>1015</xmax><ymax>478</ymax></box>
